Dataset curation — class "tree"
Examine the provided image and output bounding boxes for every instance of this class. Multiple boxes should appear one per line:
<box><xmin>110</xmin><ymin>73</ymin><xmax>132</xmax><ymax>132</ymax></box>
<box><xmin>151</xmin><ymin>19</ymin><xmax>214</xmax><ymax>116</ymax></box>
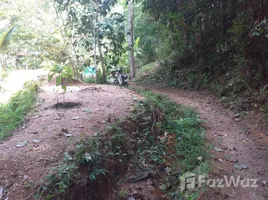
<box><xmin>54</xmin><ymin>0</ymin><xmax>126</xmax><ymax>82</ymax></box>
<box><xmin>127</xmin><ymin>0</ymin><xmax>135</xmax><ymax>79</ymax></box>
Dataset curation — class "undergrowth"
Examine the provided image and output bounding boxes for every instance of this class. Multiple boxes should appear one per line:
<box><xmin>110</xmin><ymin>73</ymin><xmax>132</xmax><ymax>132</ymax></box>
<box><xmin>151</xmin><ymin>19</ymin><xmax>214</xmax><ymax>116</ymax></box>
<box><xmin>0</xmin><ymin>81</ymin><xmax>38</xmax><ymax>140</ymax></box>
<box><xmin>35</xmin><ymin>90</ymin><xmax>209</xmax><ymax>200</ymax></box>
<box><xmin>136</xmin><ymin>62</ymin><xmax>268</xmax><ymax>114</ymax></box>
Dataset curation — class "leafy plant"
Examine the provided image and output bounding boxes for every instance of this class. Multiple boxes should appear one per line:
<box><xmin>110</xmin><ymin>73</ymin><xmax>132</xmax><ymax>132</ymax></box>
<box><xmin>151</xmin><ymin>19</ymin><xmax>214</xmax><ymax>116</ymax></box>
<box><xmin>0</xmin><ymin>24</ymin><xmax>18</xmax><ymax>50</ymax></box>
<box><xmin>48</xmin><ymin>65</ymin><xmax>74</xmax><ymax>102</ymax></box>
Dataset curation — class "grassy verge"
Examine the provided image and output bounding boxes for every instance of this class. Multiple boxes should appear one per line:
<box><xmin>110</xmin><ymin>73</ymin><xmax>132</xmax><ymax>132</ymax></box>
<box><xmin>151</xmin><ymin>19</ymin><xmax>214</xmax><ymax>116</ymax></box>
<box><xmin>36</xmin><ymin>90</ymin><xmax>209</xmax><ymax>200</ymax></box>
<box><xmin>0</xmin><ymin>81</ymin><xmax>38</xmax><ymax>140</ymax></box>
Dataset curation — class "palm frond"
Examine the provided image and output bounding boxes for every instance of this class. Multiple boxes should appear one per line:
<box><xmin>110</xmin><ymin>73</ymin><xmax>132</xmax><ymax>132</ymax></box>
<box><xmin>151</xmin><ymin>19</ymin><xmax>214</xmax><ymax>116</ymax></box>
<box><xmin>0</xmin><ymin>24</ymin><xmax>18</xmax><ymax>49</ymax></box>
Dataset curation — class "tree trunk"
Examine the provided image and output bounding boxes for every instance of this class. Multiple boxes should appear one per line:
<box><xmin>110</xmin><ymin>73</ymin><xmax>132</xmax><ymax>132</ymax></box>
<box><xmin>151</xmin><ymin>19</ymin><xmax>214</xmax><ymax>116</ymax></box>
<box><xmin>128</xmin><ymin>0</ymin><xmax>135</xmax><ymax>79</ymax></box>
<box><xmin>98</xmin><ymin>38</ymin><xmax>106</xmax><ymax>82</ymax></box>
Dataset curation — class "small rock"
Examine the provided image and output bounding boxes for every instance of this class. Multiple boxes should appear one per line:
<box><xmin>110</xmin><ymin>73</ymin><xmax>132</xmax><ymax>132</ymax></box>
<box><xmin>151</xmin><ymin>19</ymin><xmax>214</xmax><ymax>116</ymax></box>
<box><xmin>71</xmin><ymin>116</ymin><xmax>80</xmax><ymax>120</ymax></box>
<box><xmin>23</xmin><ymin>175</ymin><xmax>28</xmax><ymax>181</ymax></box>
<box><xmin>32</xmin><ymin>139</ymin><xmax>42</xmax><ymax>143</ymax></box>
<box><xmin>65</xmin><ymin>133</ymin><xmax>73</xmax><ymax>137</ymax></box>
<box><xmin>234</xmin><ymin>162</ymin><xmax>248</xmax><ymax>170</ymax></box>
<box><xmin>133</xmin><ymin>96</ymin><xmax>138</xmax><ymax>101</ymax></box>
<box><xmin>133</xmin><ymin>189</ymin><xmax>138</xmax><ymax>195</ymax></box>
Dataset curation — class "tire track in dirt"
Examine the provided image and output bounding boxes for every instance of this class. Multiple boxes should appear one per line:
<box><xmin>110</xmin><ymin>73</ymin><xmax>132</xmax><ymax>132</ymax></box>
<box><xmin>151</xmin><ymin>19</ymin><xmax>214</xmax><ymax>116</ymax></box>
<box><xmin>136</xmin><ymin>85</ymin><xmax>268</xmax><ymax>200</ymax></box>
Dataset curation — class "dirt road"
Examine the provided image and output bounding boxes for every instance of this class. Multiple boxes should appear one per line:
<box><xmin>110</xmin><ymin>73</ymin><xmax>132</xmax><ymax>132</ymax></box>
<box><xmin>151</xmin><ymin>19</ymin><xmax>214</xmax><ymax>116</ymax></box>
<box><xmin>0</xmin><ymin>69</ymin><xmax>47</xmax><ymax>104</ymax></box>
<box><xmin>138</xmin><ymin>85</ymin><xmax>268</xmax><ymax>200</ymax></box>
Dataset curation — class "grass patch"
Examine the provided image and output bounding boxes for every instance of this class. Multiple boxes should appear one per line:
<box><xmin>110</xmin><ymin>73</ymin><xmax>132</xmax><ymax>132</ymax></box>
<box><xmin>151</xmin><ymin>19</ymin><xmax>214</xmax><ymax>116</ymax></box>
<box><xmin>0</xmin><ymin>81</ymin><xmax>38</xmax><ymax>140</ymax></box>
<box><xmin>36</xmin><ymin>89</ymin><xmax>209</xmax><ymax>200</ymax></box>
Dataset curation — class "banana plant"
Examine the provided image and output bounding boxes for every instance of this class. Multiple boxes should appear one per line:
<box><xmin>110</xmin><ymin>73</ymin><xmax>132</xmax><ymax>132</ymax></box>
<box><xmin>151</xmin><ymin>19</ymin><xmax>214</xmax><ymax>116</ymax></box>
<box><xmin>0</xmin><ymin>24</ymin><xmax>18</xmax><ymax>50</ymax></box>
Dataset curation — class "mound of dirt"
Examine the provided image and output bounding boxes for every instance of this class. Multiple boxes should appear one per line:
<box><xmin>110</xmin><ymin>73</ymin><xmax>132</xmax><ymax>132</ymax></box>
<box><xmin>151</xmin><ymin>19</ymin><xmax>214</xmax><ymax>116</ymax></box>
<box><xmin>36</xmin><ymin>97</ymin><xmax>168</xmax><ymax>200</ymax></box>
<box><xmin>0</xmin><ymin>82</ymin><xmax>138</xmax><ymax>200</ymax></box>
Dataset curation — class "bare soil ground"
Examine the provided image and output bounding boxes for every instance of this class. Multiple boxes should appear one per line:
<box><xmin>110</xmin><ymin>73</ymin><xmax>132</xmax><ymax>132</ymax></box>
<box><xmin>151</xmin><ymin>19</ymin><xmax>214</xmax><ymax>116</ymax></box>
<box><xmin>136</xmin><ymin>85</ymin><xmax>268</xmax><ymax>200</ymax></box>
<box><xmin>0</xmin><ymin>80</ymin><xmax>138</xmax><ymax>200</ymax></box>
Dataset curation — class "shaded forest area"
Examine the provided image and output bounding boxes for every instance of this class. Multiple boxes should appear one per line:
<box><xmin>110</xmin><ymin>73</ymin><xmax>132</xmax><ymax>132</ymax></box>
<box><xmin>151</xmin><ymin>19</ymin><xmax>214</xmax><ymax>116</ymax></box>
<box><xmin>135</xmin><ymin>0</ymin><xmax>268</xmax><ymax>113</ymax></box>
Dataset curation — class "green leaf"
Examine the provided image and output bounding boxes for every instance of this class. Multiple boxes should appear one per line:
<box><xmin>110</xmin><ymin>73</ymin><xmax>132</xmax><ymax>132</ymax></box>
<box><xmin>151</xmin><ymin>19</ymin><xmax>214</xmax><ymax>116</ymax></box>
<box><xmin>213</xmin><ymin>147</ymin><xmax>224</xmax><ymax>152</ymax></box>
<box><xmin>62</xmin><ymin>85</ymin><xmax>67</xmax><ymax>92</ymax></box>
<box><xmin>56</xmin><ymin>76</ymin><xmax>62</xmax><ymax>86</ymax></box>
<box><xmin>64</xmin><ymin>152</ymin><xmax>73</xmax><ymax>161</ymax></box>
<box><xmin>0</xmin><ymin>25</ymin><xmax>18</xmax><ymax>49</ymax></box>
<box><xmin>83</xmin><ymin>153</ymin><xmax>93</xmax><ymax>162</ymax></box>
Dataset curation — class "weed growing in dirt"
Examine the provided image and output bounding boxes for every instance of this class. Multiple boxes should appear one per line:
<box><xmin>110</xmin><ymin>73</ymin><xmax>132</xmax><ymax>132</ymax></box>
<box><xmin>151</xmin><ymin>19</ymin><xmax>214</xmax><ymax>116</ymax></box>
<box><xmin>0</xmin><ymin>81</ymin><xmax>38</xmax><ymax>140</ymax></box>
<box><xmin>35</xmin><ymin>90</ymin><xmax>209</xmax><ymax>200</ymax></box>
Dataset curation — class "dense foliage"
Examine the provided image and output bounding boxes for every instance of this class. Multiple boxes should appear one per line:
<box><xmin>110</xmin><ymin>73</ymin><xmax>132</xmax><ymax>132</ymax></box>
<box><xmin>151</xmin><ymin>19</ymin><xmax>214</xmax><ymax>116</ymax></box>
<box><xmin>0</xmin><ymin>0</ymin><xmax>65</xmax><ymax>71</ymax></box>
<box><xmin>134</xmin><ymin>0</ymin><xmax>268</xmax><ymax>111</ymax></box>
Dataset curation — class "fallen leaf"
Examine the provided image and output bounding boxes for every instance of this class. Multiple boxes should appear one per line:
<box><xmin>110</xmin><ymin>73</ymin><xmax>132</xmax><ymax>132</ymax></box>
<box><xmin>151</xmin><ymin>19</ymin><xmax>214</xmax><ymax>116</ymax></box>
<box><xmin>234</xmin><ymin>113</ymin><xmax>240</xmax><ymax>118</ymax></box>
<box><xmin>32</xmin><ymin>139</ymin><xmax>42</xmax><ymax>143</ymax></box>
<box><xmin>16</xmin><ymin>141</ymin><xmax>28</xmax><ymax>148</ymax></box>
<box><xmin>234</xmin><ymin>162</ymin><xmax>248</xmax><ymax>170</ymax></box>
<box><xmin>213</xmin><ymin>147</ymin><xmax>224</xmax><ymax>152</ymax></box>
<box><xmin>82</xmin><ymin>108</ymin><xmax>91</xmax><ymax>113</ymax></box>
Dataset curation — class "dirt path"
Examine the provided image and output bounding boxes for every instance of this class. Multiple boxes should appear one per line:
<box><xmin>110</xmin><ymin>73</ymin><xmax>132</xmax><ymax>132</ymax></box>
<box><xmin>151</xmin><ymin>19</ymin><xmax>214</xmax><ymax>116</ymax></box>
<box><xmin>0</xmin><ymin>81</ymin><xmax>139</xmax><ymax>200</ymax></box>
<box><xmin>0</xmin><ymin>69</ymin><xmax>47</xmax><ymax>104</ymax></box>
<box><xmin>135</xmin><ymin>85</ymin><xmax>268</xmax><ymax>200</ymax></box>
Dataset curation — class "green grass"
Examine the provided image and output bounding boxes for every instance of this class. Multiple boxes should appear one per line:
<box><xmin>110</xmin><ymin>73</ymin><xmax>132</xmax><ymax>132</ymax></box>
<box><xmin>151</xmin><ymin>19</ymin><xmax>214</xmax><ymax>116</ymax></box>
<box><xmin>135</xmin><ymin>89</ymin><xmax>210</xmax><ymax>199</ymax></box>
<box><xmin>137</xmin><ymin>62</ymin><xmax>157</xmax><ymax>74</ymax></box>
<box><xmin>137</xmin><ymin>90</ymin><xmax>209</xmax><ymax>171</ymax></box>
<box><xmin>0</xmin><ymin>81</ymin><xmax>38</xmax><ymax>140</ymax></box>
